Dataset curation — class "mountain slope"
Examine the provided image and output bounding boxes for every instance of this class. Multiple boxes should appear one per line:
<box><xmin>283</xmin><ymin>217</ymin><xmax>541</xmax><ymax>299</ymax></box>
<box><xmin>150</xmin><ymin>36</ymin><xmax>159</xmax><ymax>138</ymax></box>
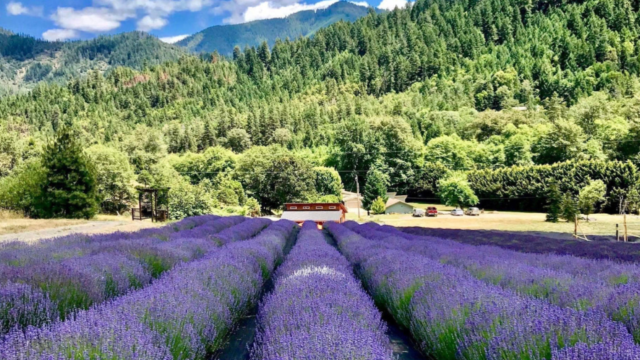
<box><xmin>178</xmin><ymin>1</ymin><xmax>372</xmax><ymax>55</ymax></box>
<box><xmin>0</xmin><ymin>31</ymin><xmax>185</xmax><ymax>96</ymax></box>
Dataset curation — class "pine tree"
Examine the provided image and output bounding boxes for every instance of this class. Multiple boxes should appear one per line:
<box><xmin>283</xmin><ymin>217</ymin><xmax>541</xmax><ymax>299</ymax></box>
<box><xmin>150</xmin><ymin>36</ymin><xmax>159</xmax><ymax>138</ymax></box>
<box><xmin>363</xmin><ymin>167</ymin><xmax>388</xmax><ymax>210</ymax></box>
<box><xmin>202</xmin><ymin>120</ymin><xmax>216</xmax><ymax>150</ymax></box>
<box><xmin>37</xmin><ymin>127</ymin><xmax>99</xmax><ymax>219</ymax></box>
<box><xmin>545</xmin><ymin>182</ymin><xmax>562</xmax><ymax>223</ymax></box>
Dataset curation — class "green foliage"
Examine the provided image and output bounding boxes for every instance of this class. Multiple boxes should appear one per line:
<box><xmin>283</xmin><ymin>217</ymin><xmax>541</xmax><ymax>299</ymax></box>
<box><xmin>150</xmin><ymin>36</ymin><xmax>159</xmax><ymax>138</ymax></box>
<box><xmin>235</xmin><ymin>146</ymin><xmax>315</xmax><ymax>211</ymax></box>
<box><xmin>363</xmin><ymin>167</ymin><xmax>388</xmax><ymax>210</ymax></box>
<box><xmin>578</xmin><ymin>180</ymin><xmax>607</xmax><ymax>219</ymax></box>
<box><xmin>3</xmin><ymin>0</ymin><xmax>640</xmax><ymax>217</ymax></box>
<box><xmin>86</xmin><ymin>145</ymin><xmax>135</xmax><ymax>214</ymax></box>
<box><xmin>225</xmin><ymin>129</ymin><xmax>252</xmax><ymax>153</ymax></box>
<box><xmin>37</xmin><ymin>128</ymin><xmax>99</xmax><ymax>219</ymax></box>
<box><xmin>370</xmin><ymin>197</ymin><xmax>386</xmax><ymax>215</ymax></box>
<box><xmin>560</xmin><ymin>193</ymin><xmax>579</xmax><ymax>223</ymax></box>
<box><xmin>409</xmin><ymin>162</ymin><xmax>451</xmax><ymax>200</ymax></box>
<box><xmin>147</xmin><ymin>161</ymin><xmax>217</xmax><ymax>220</ymax></box>
<box><xmin>167</xmin><ymin>147</ymin><xmax>236</xmax><ymax>185</ymax></box>
<box><xmin>467</xmin><ymin>160</ymin><xmax>638</xmax><ymax>213</ymax></box>
<box><xmin>313</xmin><ymin>167</ymin><xmax>343</xmax><ymax>199</ymax></box>
<box><xmin>244</xmin><ymin>197</ymin><xmax>261</xmax><ymax>217</ymax></box>
<box><xmin>0</xmin><ymin>158</ymin><xmax>46</xmax><ymax>216</ymax></box>
<box><xmin>437</xmin><ymin>174</ymin><xmax>479</xmax><ymax>209</ymax></box>
<box><xmin>545</xmin><ymin>182</ymin><xmax>562</xmax><ymax>223</ymax></box>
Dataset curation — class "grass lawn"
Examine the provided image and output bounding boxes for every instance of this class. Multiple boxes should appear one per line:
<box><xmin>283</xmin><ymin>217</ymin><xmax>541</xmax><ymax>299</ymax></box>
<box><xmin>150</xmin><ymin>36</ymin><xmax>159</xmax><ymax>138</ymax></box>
<box><xmin>346</xmin><ymin>202</ymin><xmax>640</xmax><ymax>239</ymax></box>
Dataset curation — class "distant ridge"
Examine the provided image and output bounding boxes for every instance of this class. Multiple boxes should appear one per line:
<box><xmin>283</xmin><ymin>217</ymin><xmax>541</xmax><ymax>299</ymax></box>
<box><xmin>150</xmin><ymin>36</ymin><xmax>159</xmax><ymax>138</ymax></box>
<box><xmin>178</xmin><ymin>1</ymin><xmax>374</xmax><ymax>55</ymax></box>
<box><xmin>0</xmin><ymin>31</ymin><xmax>184</xmax><ymax>95</ymax></box>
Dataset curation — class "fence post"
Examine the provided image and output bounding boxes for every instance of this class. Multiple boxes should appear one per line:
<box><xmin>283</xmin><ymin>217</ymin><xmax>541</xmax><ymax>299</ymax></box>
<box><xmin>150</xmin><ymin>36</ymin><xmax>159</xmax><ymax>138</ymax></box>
<box><xmin>617</xmin><ymin>224</ymin><xmax>619</xmax><ymax>242</ymax></box>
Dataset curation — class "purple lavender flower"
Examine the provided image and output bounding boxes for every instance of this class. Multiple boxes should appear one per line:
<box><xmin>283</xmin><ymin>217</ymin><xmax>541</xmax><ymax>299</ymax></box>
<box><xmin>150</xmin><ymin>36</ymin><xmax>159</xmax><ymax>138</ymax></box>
<box><xmin>0</xmin><ymin>282</ymin><xmax>58</xmax><ymax>336</ymax></box>
<box><xmin>251</xmin><ymin>221</ymin><xmax>394</xmax><ymax>360</ymax></box>
<box><xmin>211</xmin><ymin>218</ymin><xmax>272</xmax><ymax>245</ymax></box>
<box><xmin>0</xmin><ymin>219</ymin><xmax>297</xmax><ymax>360</ymax></box>
<box><xmin>325</xmin><ymin>222</ymin><xmax>640</xmax><ymax>360</ymax></box>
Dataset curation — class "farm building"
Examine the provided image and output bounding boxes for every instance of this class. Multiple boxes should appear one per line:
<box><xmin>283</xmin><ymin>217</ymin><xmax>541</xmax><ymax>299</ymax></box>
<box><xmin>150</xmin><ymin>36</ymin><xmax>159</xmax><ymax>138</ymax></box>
<box><xmin>385</xmin><ymin>197</ymin><xmax>414</xmax><ymax>215</ymax></box>
<box><xmin>281</xmin><ymin>203</ymin><xmax>348</xmax><ymax>227</ymax></box>
<box><xmin>342</xmin><ymin>190</ymin><xmax>363</xmax><ymax>211</ymax></box>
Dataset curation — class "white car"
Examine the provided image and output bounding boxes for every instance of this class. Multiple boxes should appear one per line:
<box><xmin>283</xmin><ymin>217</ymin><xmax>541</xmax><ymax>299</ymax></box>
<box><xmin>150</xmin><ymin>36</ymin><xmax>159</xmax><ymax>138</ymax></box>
<box><xmin>451</xmin><ymin>209</ymin><xmax>464</xmax><ymax>216</ymax></box>
<box><xmin>465</xmin><ymin>207</ymin><xmax>481</xmax><ymax>216</ymax></box>
<box><xmin>412</xmin><ymin>208</ymin><xmax>426</xmax><ymax>217</ymax></box>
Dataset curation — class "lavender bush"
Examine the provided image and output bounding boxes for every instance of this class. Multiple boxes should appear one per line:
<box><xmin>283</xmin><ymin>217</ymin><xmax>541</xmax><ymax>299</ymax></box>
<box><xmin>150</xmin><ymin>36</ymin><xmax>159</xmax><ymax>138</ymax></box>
<box><xmin>0</xmin><ymin>282</ymin><xmax>58</xmax><ymax>336</ymax></box>
<box><xmin>0</xmin><ymin>220</ymin><xmax>297</xmax><ymax>359</ymax></box>
<box><xmin>325</xmin><ymin>222</ymin><xmax>640</xmax><ymax>359</ymax></box>
<box><xmin>211</xmin><ymin>218</ymin><xmax>272</xmax><ymax>245</ymax></box>
<box><xmin>402</xmin><ymin>227</ymin><xmax>640</xmax><ymax>263</ymax></box>
<box><xmin>251</xmin><ymin>222</ymin><xmax>394</xmax><ymax>360</ymax></box>
<box><xmin>0</xmin><ymin>215</ymin><xmax>250</xmax><ymax>335</ymax></box>
<box><xmin>356</xmin><ymin>222</ymin><xmax>640</xmax><ymax>344</ymax></box>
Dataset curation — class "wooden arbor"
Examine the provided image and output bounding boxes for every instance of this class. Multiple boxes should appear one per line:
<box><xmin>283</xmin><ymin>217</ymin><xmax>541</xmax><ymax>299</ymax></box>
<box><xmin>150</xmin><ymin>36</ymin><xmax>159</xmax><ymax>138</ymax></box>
<box><xmin>132</xmin><ymin>187</ymin><xmax>170</xmax><ymax>222</ymax></box>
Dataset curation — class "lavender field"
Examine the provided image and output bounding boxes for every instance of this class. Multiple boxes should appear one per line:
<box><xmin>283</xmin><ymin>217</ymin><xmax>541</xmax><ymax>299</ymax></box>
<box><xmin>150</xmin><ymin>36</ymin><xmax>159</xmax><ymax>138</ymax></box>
<box><xmin>3</xmin><ymin>216</ymin><xmax>640</xmax><ymax>359</ymax></box>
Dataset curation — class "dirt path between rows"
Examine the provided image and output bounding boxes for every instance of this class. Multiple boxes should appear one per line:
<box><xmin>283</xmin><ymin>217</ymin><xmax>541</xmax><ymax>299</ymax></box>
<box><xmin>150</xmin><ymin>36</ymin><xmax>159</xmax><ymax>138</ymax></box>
<box><xmin>0</xmin><ymin>220</ymin><xmax>160</xmax><ymax>244</ymax></box>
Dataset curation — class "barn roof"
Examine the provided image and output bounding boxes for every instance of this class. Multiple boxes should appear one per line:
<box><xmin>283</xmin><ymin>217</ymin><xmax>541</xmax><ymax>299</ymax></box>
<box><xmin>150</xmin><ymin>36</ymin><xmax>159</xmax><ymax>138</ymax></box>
<box><xmin>386</xmin><ymin>198</ymin><xmax>414</xmax><ymax>209</ymax></box>
<box><xmin>281</xmin><ymin>210</ymin><xmax>344</xmax><ymax>222</ymax></box>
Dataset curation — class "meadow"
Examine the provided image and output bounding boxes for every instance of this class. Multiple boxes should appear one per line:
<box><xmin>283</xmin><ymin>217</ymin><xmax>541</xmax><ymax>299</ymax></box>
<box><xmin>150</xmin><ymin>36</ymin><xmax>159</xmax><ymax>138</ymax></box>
<box><xmin>2</xmin><ymin>215</ymin><xmax>640</xmax><ymax>359</ymax></box>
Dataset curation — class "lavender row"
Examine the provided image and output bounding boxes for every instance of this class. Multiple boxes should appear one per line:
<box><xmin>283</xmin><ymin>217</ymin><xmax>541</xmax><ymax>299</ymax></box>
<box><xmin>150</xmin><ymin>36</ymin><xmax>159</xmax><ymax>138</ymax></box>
<box><xmin>251</xmin><ymin>222</ymin><xmax>393</xmax><ymax>360</ymax></box>
<box><xmin>0</xmin><ymin>216</ymin><xmax>255</xmax><ymax>335</ymax></box>
<box><xmin>381</xmin><ymin>224</ymin><xmax>640</xmax><ymax>285</ymax></box>
<box><xmin>356</xmin><ymin>223</ymin><xmax>640</xmax><ymax>343</ymax></box>
<box><xmin>325</xmin><ymin>222</ymin><xmax>640</xmax><ymax>360</ymax></box>
<box><xmin>0</xmin><ymin>215</ymin><xmax>219</xmax><ymax>267</ymax></box>
<box><xmin>0</xmin><ymin>220</ymin><xmax>297</xmax><ymax>360</ymax></box>
<box><xmin>403</xmin><ymin>227</ymin><xmax>640</xmax><ymax>263</ymax></box>
<box><xmin>212</xmin><ymin>218</ymin><xmax>272</xmax><ymax>245</ymax></box>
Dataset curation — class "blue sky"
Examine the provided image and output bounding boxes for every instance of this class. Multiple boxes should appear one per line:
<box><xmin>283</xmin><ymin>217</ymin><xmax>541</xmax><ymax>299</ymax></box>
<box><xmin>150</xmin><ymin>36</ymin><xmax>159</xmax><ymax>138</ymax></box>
<box><xmin>0</xmin><ymin>0</ymin><xmax>406</xmax><ymax>43</ymax></box>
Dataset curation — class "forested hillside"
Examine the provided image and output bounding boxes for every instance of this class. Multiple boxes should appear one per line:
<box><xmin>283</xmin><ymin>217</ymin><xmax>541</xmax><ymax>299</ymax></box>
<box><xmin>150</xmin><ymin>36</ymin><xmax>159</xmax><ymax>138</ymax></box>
<box><xmin>1</xmin><ymin>0</ymin><xmax>640</xmax><ymax>218</ymax></box>
<box><xmin>178</xmin><ymin>2</ymin><xmax>373</xmax><ymax>55</ymax></box>
<box><xmin>0</xmin><ymin>31</ymin><xmax>184</xmax><ymax>96</ymax></box>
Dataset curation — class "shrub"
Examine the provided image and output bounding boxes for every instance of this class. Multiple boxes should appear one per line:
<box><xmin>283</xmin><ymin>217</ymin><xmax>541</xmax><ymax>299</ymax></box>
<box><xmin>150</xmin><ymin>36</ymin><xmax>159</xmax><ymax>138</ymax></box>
<box><xmin>371</xmin><ymin>197</ymin><xmax>386</xmax><ymax>215</ymax></box>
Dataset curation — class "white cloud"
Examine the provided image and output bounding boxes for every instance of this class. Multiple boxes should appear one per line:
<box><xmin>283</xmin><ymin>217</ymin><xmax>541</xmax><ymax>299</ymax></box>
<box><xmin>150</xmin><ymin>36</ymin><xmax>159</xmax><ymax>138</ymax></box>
<box><xmin>137</xmin><ymin>15</ymin><xmax>168</xmax><ymax>31</ymax></box>
<box><xmin>51</xmin><ymin>7</ymin><xmax>134</xmax><ymax>33</ymax></box>
<box><xmin>377</xmin><ymin>0</ymin><xmax>407</xmax><ymax>10</ymax></box>
<box><xmin>160</xmin><ymin>34</ymin><xmax>190</xmax><ymax>43</ymax></box>
<box><xmin>240</xmin><ymin>0</ymin><xmax>338</xmax><ymax>23</ymax></box>
<box><xmin>6</xmin><ymin>2</ymin><xmax>43</xmax><ymax>16</ymax></box>
<box><xmin>42</xmin><ymin>28</ymin><xmax>79</xmax><ymax>41</ymax></box>
<box><xmin>349</xmin><ymin>1</ymin><xmax>370</xmax><ymax>7</ymax></box>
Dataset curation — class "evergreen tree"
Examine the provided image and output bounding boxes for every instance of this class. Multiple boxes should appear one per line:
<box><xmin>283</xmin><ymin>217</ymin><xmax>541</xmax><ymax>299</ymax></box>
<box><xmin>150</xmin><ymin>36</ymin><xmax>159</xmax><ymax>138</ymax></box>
<box><xmin>545</xmin><ymin>182</ymin><xmax>562</xmax><ymax>223</ymax></box>
<box><xmin>560</xmin><ymin>193</ymin><xmax>579</xmax><ymax>223</ymax></box>
<box><xmin>363</xmin><ymin>167</ymin><xmax>388</xmax><ymax>210</ymax></box>
<box><xmin>37</xmin><ymin>127</ymin><xmax>99</xmax><ymax>219</ymax></box>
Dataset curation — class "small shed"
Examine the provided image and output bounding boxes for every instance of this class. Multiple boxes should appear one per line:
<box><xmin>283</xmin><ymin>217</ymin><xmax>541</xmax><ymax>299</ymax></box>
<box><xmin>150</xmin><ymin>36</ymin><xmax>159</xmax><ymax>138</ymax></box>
<box><xmin>385</xmin><ymin>198</ymin><xmax>414</xmax><ymax>215</ymax></box>
<box><xmin>132</xmin><ymin>187</ymin><xmax>170</xmax><ymax>222</ymax></box>
<box><xmin>281</xmin><ymin>203</ymin><xmax>348</xmax><ymax>228</ymax></box>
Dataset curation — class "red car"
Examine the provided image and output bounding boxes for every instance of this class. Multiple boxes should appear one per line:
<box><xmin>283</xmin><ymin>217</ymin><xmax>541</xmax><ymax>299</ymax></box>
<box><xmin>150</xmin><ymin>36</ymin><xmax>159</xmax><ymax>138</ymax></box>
<box><xmin>426</xmin><ymin>207</ymin><xmax>438</xmax><ymax>217</ymax></box>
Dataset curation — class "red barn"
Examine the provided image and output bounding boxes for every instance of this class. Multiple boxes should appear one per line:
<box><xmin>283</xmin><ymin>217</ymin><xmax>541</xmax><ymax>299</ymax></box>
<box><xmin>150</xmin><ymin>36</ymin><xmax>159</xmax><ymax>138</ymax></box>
<box><xmin>280</xmin><ymin>203</ymin><xmax>348</xmax><ymax>228</ymax></box>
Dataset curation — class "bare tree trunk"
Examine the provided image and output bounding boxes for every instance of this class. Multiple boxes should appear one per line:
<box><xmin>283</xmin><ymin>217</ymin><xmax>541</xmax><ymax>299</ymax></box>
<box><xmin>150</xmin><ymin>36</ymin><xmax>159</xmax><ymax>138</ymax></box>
<box><xmin>355</xmin><ymin>173</ymin><xmax>361</xmax><ymax>220</ymax></box>
<box><xmin>625</xmin><ymin>213</ymin><xmax>628</xmax><ymax>242</ymax></box>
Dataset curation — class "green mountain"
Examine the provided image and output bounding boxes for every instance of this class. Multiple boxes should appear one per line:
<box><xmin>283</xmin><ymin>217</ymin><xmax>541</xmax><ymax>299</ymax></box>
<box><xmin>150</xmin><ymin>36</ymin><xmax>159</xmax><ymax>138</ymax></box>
<box><xmin>177</xmin><ymin>1</ymin><xmax>373</xmax><ymax>54</ymax></box>
<box><xmin>1</xmin><ymin>0</ymin><xmax>640</xmax><ymax>215</ymax></box>
<box><xmin>0</xmin><ymin>31</ymin><xmax>184</xmax><ymax>96</ymax></box>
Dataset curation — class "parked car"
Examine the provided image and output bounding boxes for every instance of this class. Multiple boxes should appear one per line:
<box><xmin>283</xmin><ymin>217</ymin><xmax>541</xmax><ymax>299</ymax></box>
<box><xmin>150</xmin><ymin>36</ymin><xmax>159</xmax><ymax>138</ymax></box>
<box><xmin>451</xmin><ymin>208</ymin><xmax>464</xmax><ymax>216</ymax></box>
<box><xmin>412</xmin><ymin>208</ymin><xmax>426</xmax><ymax>217</ymax></box>
<box><xmin>426</xmin><ymin>207</ymin><xmax>438</xmax><ymax>217</ymax></box>
<box><xmin>465</xmin><ymin>207</ymin><xmax>481</xmax><ymax>216</ymax></box>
